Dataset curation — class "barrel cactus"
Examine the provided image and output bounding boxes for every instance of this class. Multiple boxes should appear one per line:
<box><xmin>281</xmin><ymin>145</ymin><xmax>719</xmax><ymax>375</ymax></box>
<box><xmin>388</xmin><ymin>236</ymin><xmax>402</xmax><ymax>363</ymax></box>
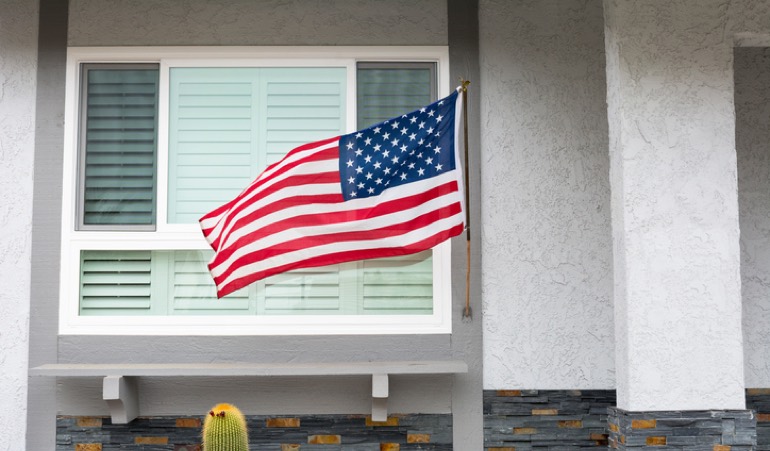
<box><xmin>203</xmin><ymin>403</ymin><xmax>249</xmax><ymax>451</ymax></box>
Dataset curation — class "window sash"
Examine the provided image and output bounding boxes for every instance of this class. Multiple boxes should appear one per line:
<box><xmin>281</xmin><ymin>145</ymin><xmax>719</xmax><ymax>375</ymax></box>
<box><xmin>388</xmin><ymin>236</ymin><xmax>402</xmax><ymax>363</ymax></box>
<box><xmin>77</xmin><ymin>63</ymin><xmax>160</xmax><ymax>230</ymax></box>
<box><xmin>60</xmin><ymin>47</ymin><xmax>452</xmax><ymax>335</ymax></box>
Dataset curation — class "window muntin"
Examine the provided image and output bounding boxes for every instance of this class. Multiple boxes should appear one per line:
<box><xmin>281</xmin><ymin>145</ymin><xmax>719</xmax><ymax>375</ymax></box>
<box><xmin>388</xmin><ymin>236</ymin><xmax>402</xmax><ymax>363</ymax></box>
<box><xmin>60</xmin><ymin>47</ymin><xmax>452</xmax><ymax>335</ymax></box>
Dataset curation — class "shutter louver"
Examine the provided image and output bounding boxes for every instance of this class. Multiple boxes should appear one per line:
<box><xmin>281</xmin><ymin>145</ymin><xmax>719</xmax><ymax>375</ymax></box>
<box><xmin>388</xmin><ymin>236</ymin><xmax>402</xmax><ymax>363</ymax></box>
<box><xmin>79</xmin><ymin>250</ymin><xmax>152</xmax><ymax>315</ymax></box>
<box><xmin>81</xmin><ymin>66</ymin><xmax>159</xmax><ymax>227</ymax></box>
<box><xmin>170</xmin><ymin>250</ymin><xmax>252</xmax><ymax>313</ymax></box>
<box><xmin>361</xmin><ymin>251</ymin><xmax>433</xmax><ymax>314</ymax></box>
<box><xmin>356</xmin><ymin>66</ymin><xmax>434</xmax><ymax>128</ymax></box>
<box><xmin>262</xmin><ymin>267</ymin><xmax>343</xmax><ymax>314</ymax></box>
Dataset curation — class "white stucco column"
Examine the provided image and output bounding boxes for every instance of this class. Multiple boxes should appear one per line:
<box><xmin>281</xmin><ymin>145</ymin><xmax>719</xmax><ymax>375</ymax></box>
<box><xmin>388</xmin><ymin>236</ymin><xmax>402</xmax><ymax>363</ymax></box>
<box><xmin>604</xmin><ymin>0</ymin><xmax>745</xmax><ymax>412</ymax></box>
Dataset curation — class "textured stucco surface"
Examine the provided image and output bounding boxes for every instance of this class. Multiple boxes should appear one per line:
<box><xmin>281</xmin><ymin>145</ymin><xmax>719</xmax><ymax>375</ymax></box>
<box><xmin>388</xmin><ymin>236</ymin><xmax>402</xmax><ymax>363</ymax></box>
<box><xmin>68</xmin><ymin>0</ymin><xmax>447</xmax><ymax>46</ymax></box>
<box><xmin>737</xmin><ymin>47</ymin><xmax>770</xmax><ymax>389</ymax></box>
<box><xmin>603</xmin><ymin>0</ymin><xmax>770</xmax><ymax>411</ymax></box>
<box><xmin>0</xmin><ymin>0</ymin><xmax>38</xmax><ymax>449</ymax></box>
<box><xmin>479</xmin><ymin>0</ymin><xmax>614</xmax><ymax>389</ymax></box>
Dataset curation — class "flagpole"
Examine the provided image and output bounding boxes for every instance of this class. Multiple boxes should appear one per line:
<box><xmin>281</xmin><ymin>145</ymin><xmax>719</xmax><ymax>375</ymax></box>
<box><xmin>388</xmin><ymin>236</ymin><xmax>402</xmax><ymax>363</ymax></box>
<box><xmin>461</xmin><ymin>79</ymin><xmax>472</xmax><ymax>320</ymax></box>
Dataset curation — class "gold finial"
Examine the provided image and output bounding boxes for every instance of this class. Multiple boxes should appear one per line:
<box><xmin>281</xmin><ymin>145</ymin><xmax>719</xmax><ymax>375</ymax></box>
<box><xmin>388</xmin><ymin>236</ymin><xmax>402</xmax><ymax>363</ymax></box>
<box><xmin>460</xmin><ymin>79</ymin><xmax>471</xmax><ymax>92</ymax></box>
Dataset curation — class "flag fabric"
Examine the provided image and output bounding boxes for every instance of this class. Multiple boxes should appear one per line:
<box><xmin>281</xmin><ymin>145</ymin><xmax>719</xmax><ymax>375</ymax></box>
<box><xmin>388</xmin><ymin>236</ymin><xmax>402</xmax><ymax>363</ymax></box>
<box><xmin>200</xmin><ymin>87</ymin><xmax>466</xmax><ymax>298</ymax></box>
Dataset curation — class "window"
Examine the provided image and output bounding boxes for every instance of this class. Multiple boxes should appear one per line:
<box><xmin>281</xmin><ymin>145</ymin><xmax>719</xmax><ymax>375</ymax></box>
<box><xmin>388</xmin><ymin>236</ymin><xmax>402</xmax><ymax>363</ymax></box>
<box><xmin>60</xmin><ymin>47</ymin><xmax>452</xmax><ymax>335</ymax></box>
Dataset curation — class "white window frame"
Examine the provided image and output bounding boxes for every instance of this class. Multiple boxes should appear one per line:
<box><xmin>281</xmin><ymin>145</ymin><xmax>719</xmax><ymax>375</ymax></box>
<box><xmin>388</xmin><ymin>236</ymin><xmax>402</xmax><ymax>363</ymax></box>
<box><xmin>59</xmin><ymin>46</ymin><xmax>454</xmax><ymax>336</ymax></box>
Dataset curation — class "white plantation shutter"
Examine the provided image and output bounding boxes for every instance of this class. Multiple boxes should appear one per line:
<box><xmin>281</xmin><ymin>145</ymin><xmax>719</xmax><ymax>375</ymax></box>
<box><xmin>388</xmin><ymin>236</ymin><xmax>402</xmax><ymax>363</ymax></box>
<box><xmin>167</xmin><ymin>67</ymin><xmax>347</xmax><ymax>223</ymax></box>
<box><xmin>79</xmin><ymin>250</ymin><xmax>153</xmax><ymax>315</ymax></box>
<box><xmin>79</xmin><ymin>65</ymin><xmax>159</xmax><ymax>228</ymax></box>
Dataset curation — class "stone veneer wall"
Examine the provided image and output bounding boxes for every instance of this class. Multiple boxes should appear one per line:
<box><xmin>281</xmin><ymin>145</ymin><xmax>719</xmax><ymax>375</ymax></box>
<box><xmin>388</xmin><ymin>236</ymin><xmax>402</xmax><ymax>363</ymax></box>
<box><xmin>483</xmin><ymin>390</ymin><xmax>616</xmax><ymax>450</ymax></box>
<box><xmin>57</xmin><ymin>414</ymin><xmax>451</xmax><ymax>450</ymax></box>
<box><xmin>606</xmin><ymin>408</ymin><xmax>755</xmax><ymax>450</ymax></box>
<box><xmin>747</xmin><ymin>389</ymin><xmax>770</xmax><ymax>450</ymax></box>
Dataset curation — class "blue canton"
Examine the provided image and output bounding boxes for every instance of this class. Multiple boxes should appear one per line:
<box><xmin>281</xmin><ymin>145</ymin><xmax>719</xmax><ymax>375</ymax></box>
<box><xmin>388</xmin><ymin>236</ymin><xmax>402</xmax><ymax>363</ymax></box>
<box><xmin>338</xmin><ymin>90</ymin><xmax>458</xmax><ymax>201</ymax></box>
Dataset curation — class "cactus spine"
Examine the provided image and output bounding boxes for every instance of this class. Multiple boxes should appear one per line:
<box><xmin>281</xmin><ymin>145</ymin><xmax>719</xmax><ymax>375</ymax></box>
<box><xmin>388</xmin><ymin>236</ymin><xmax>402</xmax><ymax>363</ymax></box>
<box><xmin>203</xmin><ymin>403</ymin><xmax>249</xmax><ymax>451</ymax></box>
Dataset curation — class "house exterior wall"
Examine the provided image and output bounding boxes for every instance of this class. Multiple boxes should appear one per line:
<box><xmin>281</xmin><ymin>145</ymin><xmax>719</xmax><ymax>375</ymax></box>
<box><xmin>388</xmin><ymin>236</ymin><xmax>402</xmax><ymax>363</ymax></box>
<box><xmin>604</xmin><ymin>0</ymin><xmax>770</xmax><ymax>412</ymax></box>
<box><xmin>0</xmin><ymin>0</ymin><xmax>38</xmax><ymax>449</ymax></box>
<box><xmin>27</xmin><ymin>0</ymin><xmax>484</xmax><ymax>449</ymax></box>
<box><xmin>479</xmin><ymin>0</ymin><xmax>615</xmax><ymax>390</ymax></box>
<box><xmin>736</xmin><ymin>46</ymin><xmax>770</xmax><ymax>389</ymax></box>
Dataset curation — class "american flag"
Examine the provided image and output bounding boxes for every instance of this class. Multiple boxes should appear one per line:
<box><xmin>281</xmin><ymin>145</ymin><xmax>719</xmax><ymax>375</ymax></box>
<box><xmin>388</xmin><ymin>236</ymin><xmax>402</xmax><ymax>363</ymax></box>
<box><xmin>200</xmin><ymin>87</ymin><xmax>466</xmax><ymax>298</ymax></box>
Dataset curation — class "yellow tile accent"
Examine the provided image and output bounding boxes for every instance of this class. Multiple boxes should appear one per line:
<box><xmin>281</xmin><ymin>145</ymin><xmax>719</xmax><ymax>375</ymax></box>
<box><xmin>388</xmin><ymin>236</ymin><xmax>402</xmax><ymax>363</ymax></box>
<box><xmin>407</xmin><ymin>433</ymin><xmax>430</xmax><ymax>443</ymax></box>
<box><xmin>76</xmin><ymin>417</ymin><xmax>102</xmax><ymax>428</ymax></box>
<box><xmin>308</xmin><ymin>435</ymin><xmax>341</xmax><ymax>445</ymax></box>
<box><xmin>713</xmin><ymin>445</ymin><xmax>731</xmax><ymax>451</ymax></box>
<box><xmin>281</xmin><ymin>445</ymin><xmax>301</xmax><ymax>451</ymax></box>
<box><xmin>590</xmin><ymin>433</ymin><xmax>608</xmax><ymax>440</ymax></box>
<box><xmin>748</xmin><ymin>388</ymin><xmax>770</xmax><ymax>395</ymax></box>
<box><xmin>531</xmin><ymin>409</ymin><xmax>558</xmax><ymax>415</ymax></box>
<box><xmin>267</xmin><ymin>418</ymin><xmax>301</xmax><ymax>428</ymax></box>
<box><xmin>558</xmin><ymin>420</ymin><xmax>582</xmax><ymax>428</ymax></box>
<box><xmin>513</xmin><ymin>427</ymin><xmax>537</xmax><ymax>435</ymax></box>
<box><xmin>609</xmin><ymin>423</ymin><xmax>619</xmax><ymax>432</ymax></box>
<box><xmin>646</xmin><ymin>436</ymin><xmax>667</xmax><ymax>446</ymax></box>
<box><xmin>632</xmin><ymin>419</ymin><xmax>657</xmax><ymax>429</ymax></box>
<box><xmin>134</xmin><ymin>437</ymin><xmax>169</xmax><ymax>445</ymax></box>
<box><xmin>496</xmin><ymin>390</ymin><xmax>522</xmax><ymax>397</ymax></box>
<box><xmin>366</xmin><ymin>416</ymin><xmax>399</xmax><ymax>426</ymax></box>
<box><xmin>380</xmin><ymin>444</ymin><xmax>400</xmax><ymax>451</ymax></box>
<box><xmin>758</xmin><ymin>413</ymin><xmax>770</xmax><ymax>422</ymax></box>
<box><xmin>76</xmin><ymin>445</ymin><xmax>102</xmax><ymax>451</ymax></box>
<box><xmin>176</xmin><ymin>418</ymin><xmax>201</xmax><ymax>428</ymax></box>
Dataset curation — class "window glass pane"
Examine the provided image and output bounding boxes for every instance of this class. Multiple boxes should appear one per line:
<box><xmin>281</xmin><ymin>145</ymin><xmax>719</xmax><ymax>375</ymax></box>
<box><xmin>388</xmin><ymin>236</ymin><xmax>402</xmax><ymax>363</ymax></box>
<box><xmin>78</xmin><ymin>250</ymin><xmax>432</xmax><ymax>316</ymax></box>
<box><xmin>356</xmin><ymin>63</ymin><xmax>436</xmax><ymax>128</ymax></box>
<box><xmin>80</xmin><ymin>65</ymin><xmax>159</xmax><ymax>227</ymax></box>
<box><xmin>166</xmin><ymin>67</ymin><xmax>347</xmax><ymax>224</ymax></box>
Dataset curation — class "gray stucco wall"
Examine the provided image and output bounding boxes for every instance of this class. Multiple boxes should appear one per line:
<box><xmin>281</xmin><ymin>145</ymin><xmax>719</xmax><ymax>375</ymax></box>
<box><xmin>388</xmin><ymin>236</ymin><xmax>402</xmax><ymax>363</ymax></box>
<box><xmin>30</xmin><ymin>0</ymin><xmax>483</xmax><ymax>449</ymax></box>
<box><xmin>737</xmin><ymin>46</ymin><xmax>770</xmax><ymax>389</ymax></box>
<box><xmin>0</xmin><ymin>0</ymin><xmax>38</xmax><ymax>449</ymax></box>
<box><xmin>479</xmin><ymin>0</ymin><xmax>614</xmax><ymax>389</ymax></box>
<box><xmin>68</xmin><ymin>0</ymin><xmax>447</xmax><ymax>46</ymax></box>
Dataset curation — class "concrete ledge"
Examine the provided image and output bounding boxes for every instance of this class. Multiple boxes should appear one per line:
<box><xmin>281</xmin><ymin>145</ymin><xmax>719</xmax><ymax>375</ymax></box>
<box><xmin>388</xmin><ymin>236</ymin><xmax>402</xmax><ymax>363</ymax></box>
<box><xmin>31</xmin><ymin>360</ymin><xmax>467</xmax><ymax>423</ymax></box>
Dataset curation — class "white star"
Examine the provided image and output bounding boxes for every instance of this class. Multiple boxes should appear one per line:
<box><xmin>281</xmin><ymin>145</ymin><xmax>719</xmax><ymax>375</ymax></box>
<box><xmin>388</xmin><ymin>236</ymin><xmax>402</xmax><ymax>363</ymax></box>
<box><xmin>434</xmin><ymin>146</ymin><xmax>441</xmax><ymax>153</ymax></box>
<box><xmin>365</xmin><ymin>172</ymin><xmax>373</xmax><ymax>180</ymax></box>
<box><xmin>425</xmin><ymin>157</ymin><xmax>433</xmax><ymax>165</ymax></box>
<box><xmin>355</xmin><ymin>166</ymin><xmax>363</xmax><ymax>174</ymax></box>
<box><xmin>364</xmin><ymin>155</ymin><xmax>372</xmax><ymax>163</ymax></box>
<box><xmin>426</xmin><ymin>127</ymin><xmax>434</xmax><ymax>134</ymax></box>
<box><xmin>346</xmin><ymin>142</ymin><xmax>354</xmax><ymax>150</ymax></box>
<box><xmin>391</xmin><ymin>156</ymin><xmax>399</xmax><ymax>164</ymax></box>
<box><xmin>348</xmin><ymin>176</ymin><xmax>355</xmax><ymax>184</ymax></box>
<box><xmin>400</xmin><ymin>144</ymin><xmax>408</xmax><ymax>153</ymax></box>
<box><xmin>427</xmin><ymin>110</ymin><xmax>435</xmax><ymax>117</ymax></box>
<box><xmin>420</xmin><ymin>107</ymin><xmax>426</xmax><ymax>113</ymax></box>
<box><xmin>382</xmin><ymin>132</ymin><xmax>390</xmax><ymax>140</ymax></box>
<box><xmin>346</xmin><ymin>159</ymin><xmax>354</xmax><ymax>167</ymax></box>
<box><xmin>436</xmin><ymin>114</ymin><xmax>443</xmax><ymax>122</ymax></box>
<box><xmin>350</xmin><ymin>191</ymin><xmax>357</xmax><ymax>197</ymax></box>
<box><xmin>358</xmin><ymin>182</ymin><xmax>365</xmax><ymax>189</ymax></box>
<box><xmin>435</xmin><ymin>163</ymin><xmax>443</xmax><ymax>171</ymax></box>
<box><xmin>355</xmin><ymin>148</ymin><xmax>363</xmax><ymax>156</ymax></box>
<box><xmin>417</xmin><ymin>152</ymin><xmax>423</xmax><ymax>158</ymax></box>
<box><xmin>435</xmin><ymin>131</ymin><xmax>441</xmax><ymax>137</ymax></box>
<box><xmin>373</xmin><ymin>144</ymin><xmax>382</xmax><ymax>152</ymax></box>
<box><xmin>409</xmin><ymin>116</ymin><xmax>417</xmax><ymax>124</ymax></box>
<box><xmin>418</xmin><ymin>121</ymin><xmax>426</xmax><ymax>129</ymax></box>
<box><xmin>375</xmin><ymin>178</ymin><xmax>383</xmax><ymax>185</ymax></box>
<box><xmin>409</xmin><ymin>133</ymin><xmax>417</xmax><ymax>141</ymax></box>
<box><xmin>368</xmin><ymin>187</ymin><xmax>375</xmax><ymax>194</ymax></box>
<box><xmin>355</xmin><ymin>132</ymin><xmax>363</xmax><ymax>138</ymax></box>
<box><xmin>365</xmin><ymin>137</ymin><xmax>372</xmax><ymax>146</ymax></box>
<box><xmin>373</xmin><ymin>161</ymin><xmax>382</xmax><ymax>169</ymax></box>
<box><xmin>373</xmin><ymin>127</ymin><xmax>381</xmax><ymax>134</ymax></box>
<box><xmin>438</xmin><ymin>100</ymin><xmax>444</xmax><ymax>105</ymax></box>
<box><xmin>391</xmin><ymin>121</ymin><xmax>399</xmax><ymax>129</ymax></box>
<box><xmin>391</xmin><ymin>138</ymin><xmax>399</xmax><ymax>147</ymax></box>
<box><xmin>418</xmin><ymin>139</ymin><xmax>424</xmax><ymax>145</ymax></box>
<box><xmin>418</xmin><ymin>168</ymin><xmax>425</xmax><ymax>176</ymax></box>
<box><xmin>400</xmin><ymin>127</ymin><xmax>408</xmax><ymax>135</ymax></box>
<box><xmin>384</xmin><ymin>167</ymin><xmax>391</xmax><ymax>174</ymax></box>
<box><xmin>400</xmin><ymin>173</ymin><xmax>408</xmax><ymax>180</ymax></box>
<box><xmin>382</xmin><ymin>150</ymin><xmax>390</xmax><ymax>158</ymax></box>
<box><xmin>408</xmin><ymin>162</ymin><xmax>416</xmax><ymax>169</ymax></box>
